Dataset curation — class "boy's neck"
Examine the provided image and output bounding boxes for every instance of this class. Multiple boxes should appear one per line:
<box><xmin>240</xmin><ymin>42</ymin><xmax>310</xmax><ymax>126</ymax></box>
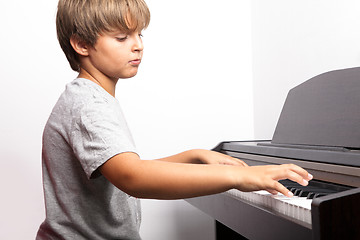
<box><xmin>78</xmin><ymin>68</ymin><xmax>117</xmax><ymax>97</ymax></box>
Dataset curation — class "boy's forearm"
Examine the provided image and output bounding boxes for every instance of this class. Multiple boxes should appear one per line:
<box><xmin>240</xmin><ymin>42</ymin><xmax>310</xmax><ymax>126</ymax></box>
<box><xmin>133</xmin><ymin>160</ymin><xmax>237</xmax><ymax>199</ymax></box>
<box><xmin>100</xmin><ymin>152</ymin><xmax>237</xmax><ymax>199</ymax></box>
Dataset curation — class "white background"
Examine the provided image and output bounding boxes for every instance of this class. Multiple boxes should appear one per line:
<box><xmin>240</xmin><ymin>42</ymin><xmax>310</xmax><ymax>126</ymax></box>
<box><xmin>2</xmin><ymin>0</ymin><xmax>360</xmax><ymax>239</ymax></box>
<box><xmin>252</xmin><ymin>0</ymin><xmax>360</xmax><ymax>139</ymax></box>
<box><xmin>0</xmin><ymin>0</ymin><xmax>252</xmax><ymax>239</ymax></box>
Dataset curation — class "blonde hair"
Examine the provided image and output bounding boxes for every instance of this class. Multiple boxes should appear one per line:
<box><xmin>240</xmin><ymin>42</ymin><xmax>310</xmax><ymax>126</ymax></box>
<box><xmin>56</xmin><ymin>0</ymin><xmax>150</xmax><ymax>71</ymax></box>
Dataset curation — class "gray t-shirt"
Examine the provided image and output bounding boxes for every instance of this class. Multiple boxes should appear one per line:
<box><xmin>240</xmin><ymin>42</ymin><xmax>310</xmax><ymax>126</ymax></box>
<box><xmin>36</xmin><ymin>78</ymin><xmax>141</xmax><ymax>240</ymax></box>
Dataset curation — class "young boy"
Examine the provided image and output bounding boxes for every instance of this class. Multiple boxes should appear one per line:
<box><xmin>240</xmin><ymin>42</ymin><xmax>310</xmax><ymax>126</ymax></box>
<box><xmin>36</xmin><ymin>0</ymin><xmax>313</xmax><ymax>239</ymax></box>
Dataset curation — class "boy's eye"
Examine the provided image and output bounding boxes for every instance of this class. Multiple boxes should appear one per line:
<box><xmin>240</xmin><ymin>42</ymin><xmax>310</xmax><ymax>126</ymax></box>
<box><xmin>116</xmin><ymin>36</ymin><xmax>128</xmax><ymax>42</ymax></box>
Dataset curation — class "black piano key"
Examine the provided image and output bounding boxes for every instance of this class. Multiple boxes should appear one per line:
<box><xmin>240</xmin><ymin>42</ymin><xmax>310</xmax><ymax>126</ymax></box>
<box><xmin>279</xmin><ymin>179</ymin><xmax>352</xmax><ymax>201</ymax></box>
<box><xmin>299</xmin><ymin>190</ymin><xmax>312</xmax><ymax>197</ymax></box>
<box><xmin>294</xmin><ymin>189</ymin><xmax>302</xmax><ymax>196</ymax></box>
<box><xmin>280</xmin><ymin>179</ymin><xmax>341</xmax><ymax>199</ymax></box>
<box><xmin>307</xmin><ymin>192</ymin><xmax>315</xmax><ymax>199</ymax></box>
<box><xmin>290</xmin><ymin>188</ymin><xmax>298</xmax><ymax>194</ymax></box>
<box><xmin>314</xmin><ymin>193</ymin><xmax>327</xmax><ymax>198</ymax></box>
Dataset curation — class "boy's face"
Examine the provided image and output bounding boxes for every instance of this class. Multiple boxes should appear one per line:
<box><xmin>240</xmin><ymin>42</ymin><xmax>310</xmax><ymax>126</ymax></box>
<box><xmin>86</xmin><ymin>30</ymin><xmax>144</xmax><ymax>80</ymax></box>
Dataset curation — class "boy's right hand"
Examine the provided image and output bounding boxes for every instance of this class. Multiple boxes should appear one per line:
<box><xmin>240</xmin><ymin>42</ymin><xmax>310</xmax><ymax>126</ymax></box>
<box><xmin>234</xmin><ymin>164</ymin><xmax>313</xmax><ymax>197</ymax></box>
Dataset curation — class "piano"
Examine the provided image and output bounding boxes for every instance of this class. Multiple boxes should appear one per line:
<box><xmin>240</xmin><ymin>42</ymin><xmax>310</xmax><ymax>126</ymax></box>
<box><xmin>186</xmin><ymin>67</ymin><xmax>360</xmax><ymax>240</ymax></box>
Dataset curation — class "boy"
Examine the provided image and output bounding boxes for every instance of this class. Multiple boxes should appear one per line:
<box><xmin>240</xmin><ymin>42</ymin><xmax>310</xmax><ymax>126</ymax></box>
<box><xmin>36</xmin><ymin>0</ymin><xmax>312</xmax><ymax>239</ymax></box>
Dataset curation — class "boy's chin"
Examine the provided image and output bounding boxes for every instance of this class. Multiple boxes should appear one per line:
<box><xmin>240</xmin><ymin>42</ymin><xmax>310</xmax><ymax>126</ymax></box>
<box><xmin>119</xmin><ymin>75</ymin><xmax>137</xmax><ymax>80</ymax></box>
<box><xmin>119</xmin><ymin>70</ymin><xmax>139</xmax><ymax>79</ymax></box>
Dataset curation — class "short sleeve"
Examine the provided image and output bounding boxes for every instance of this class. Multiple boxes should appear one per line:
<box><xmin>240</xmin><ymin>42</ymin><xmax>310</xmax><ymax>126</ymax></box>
<box><xmin>70</xmin><ymin>98</ymin><xmax>137</xmax><ymax>179</ymax></box>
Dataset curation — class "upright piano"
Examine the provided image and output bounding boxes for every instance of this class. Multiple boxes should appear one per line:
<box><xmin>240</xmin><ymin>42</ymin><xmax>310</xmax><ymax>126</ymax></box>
<box><xmin>186</xmin><ymin>67</ymin><xmax>360</xmax><ymax>240</ymax></box>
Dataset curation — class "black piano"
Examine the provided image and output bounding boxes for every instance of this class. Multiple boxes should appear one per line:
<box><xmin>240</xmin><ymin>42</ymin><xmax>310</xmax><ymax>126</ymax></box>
<box><xmin>186</xmin><ymin>67</ymin><xmax>360</xmax><ymax>240</ymax></box>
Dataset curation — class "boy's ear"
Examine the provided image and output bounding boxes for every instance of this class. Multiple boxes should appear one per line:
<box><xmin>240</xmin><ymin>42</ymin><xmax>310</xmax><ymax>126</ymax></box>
<box><xmin>70</xmin><ymin>35</ymin><xmax>90</xmax><ymax>56</ymax></box>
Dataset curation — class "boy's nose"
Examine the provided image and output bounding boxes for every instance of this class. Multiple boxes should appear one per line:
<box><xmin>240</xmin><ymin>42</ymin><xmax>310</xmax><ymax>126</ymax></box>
<box><xmin>132</xmin><ymin>34</ymin><xmax>144</xmax><ymax>52</ymax></box>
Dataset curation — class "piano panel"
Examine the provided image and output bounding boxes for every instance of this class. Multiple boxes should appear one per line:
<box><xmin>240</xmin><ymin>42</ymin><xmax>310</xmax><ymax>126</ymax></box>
<box><xmin>186</xmin><ymin>191</ymin><xmax>312</xmax><ymax>240</ymax></box>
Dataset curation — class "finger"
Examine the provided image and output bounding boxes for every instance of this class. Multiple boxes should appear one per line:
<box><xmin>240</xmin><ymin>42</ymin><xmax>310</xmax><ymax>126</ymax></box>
<box><xmin>271</xmin><ymin>181</ymin><xmax>294</xmax><ymax>197</ymax></box>
<box><xmin>266</xmin><ymin>189</ymin><xmax>279</xmax><ymax>195</ymax></box>
<box><xmin>276</xmin><ymin>164</ymin><xmax>313</xmax><ymax>186</ymax></box>
<box><xmin>232</xmin><ymin>158</ymin><xmax>248</xmax><ymax>167</ymax></box>
<box><xmin>241</xmin><ymin>160</ymin><xmax>249</xmax><ymax>167</ymax></box>
<box><xmin>285</xmin><ymin>170</ymin><xmax>309</xmax><ymax>186</ymax></box>
<box><xmin>223</xmin><ymin>157</ymin><xmax>248</xmax><ymax>167</ymax></box>
<box><xmin>286</xmin><ymin>164</ymin><xmax>313</xmax><ymax>181</ymax></box>
<box><xmin>234</xmin><ymin>160</ymin><xmax>248</xmax><ymax>167</ymax></box>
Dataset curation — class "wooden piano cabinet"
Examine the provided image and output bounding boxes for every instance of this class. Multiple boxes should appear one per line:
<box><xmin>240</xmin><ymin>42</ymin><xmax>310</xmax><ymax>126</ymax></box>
<box><xmin>312</xmin><ymin>187</ymin><xmax>360</xmax><ymax>240</ymax></box>
<box><xmin>186</xmin><ymin>193</ymin><xmax>312</xmax><ymax>240</ymax></box>
<box><xmin>186</xmin><ymin>187</ymin><xmax>360</xmax><ymax>240</ymax></box>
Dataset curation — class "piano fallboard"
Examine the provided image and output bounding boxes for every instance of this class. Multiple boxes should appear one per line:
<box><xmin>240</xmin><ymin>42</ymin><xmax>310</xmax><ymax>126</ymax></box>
<box><xmin>217</xmin><ymin>141</ymin><xmax>360</xmax><ymax>188</ymax></box>
<box><xmin>217</xmin><ymin>141</ymin><xmax>360</xmax><ymax>168</ymax></box>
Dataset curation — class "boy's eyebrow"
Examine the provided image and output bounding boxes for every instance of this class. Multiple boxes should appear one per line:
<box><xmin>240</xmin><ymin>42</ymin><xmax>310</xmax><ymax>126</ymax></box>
<box><xmin>101</xmin><ymin>29</ymin><xmax>127</xmax><ymax>37</ymax></box>
<box><xmin>110</xmin><ymin>31</ymin><xmax>127</xmax><ymax>35</ymax></box>
<box><xmin>109</xmin><ymin>29</ymin><xmax>142</xmax><ymax>36</ymax></box>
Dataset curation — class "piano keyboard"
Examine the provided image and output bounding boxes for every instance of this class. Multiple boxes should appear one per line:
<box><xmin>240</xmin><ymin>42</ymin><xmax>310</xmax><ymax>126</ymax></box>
<box><xmin>225</xmin><ymin>179</ymin><xmax>351</xmax><ymax>228</ymax></box>
<box><xmin>226</xmin><ymin>189</ymin><xmax>312</xmax><ymax>227</ymax></box>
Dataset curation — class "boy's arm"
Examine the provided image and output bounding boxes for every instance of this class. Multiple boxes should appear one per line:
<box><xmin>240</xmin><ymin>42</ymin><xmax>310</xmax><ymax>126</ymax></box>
<box><xmin>155</xmin><ymin>149</ymin><xmax>248</xmax><ymax>166</ymax></box>
<box><xmin>99</xmin><ymin>152</ymin><xmax>312</xmax><ymax>200</ymax></box>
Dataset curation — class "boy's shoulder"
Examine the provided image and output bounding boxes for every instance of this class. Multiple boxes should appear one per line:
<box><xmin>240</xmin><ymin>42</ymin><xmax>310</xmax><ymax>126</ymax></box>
<box><xmin>50</xmin><ymin>78</ymin><xmax>117</xmax><ymax>124</ymax></box>
<box><xmin>61</xmin><ymin>78</ymin><xmax>114</xmax><ymax>107</ymax></box>
<box><xmin>66</xmin><ymin>78</ymin><xmax>110</xmax><ymax>99</ymax></box>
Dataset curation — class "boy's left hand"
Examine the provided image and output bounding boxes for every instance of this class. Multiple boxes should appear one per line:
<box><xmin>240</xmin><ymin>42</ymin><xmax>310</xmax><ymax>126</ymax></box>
<box><xmin>194</xmin><ymin>149</ymin><xmax>248</xmax><ymax>167</ymax></box>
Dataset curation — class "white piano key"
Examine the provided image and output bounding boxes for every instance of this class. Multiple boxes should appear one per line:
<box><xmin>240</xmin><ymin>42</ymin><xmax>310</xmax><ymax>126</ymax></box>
<box><xmin>226</xmin><ymin>189</ymin><xmax>312</xmax><ymax>226</ymax></box>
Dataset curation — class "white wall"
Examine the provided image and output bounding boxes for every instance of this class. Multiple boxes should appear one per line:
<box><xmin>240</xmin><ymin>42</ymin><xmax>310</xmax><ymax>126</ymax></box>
<box><xmin>252</xmin><ymin>0</ymin><xmax>360</xmax><ymax>139</ymax></box>
<box><xmin>0</xmin><ymin>0</ymin><xmax>75</xmax><ymax>239</ymax></box>
<box><xmin>119</xmin><ymin>1</ymin><xmax>253</xmax><ymax>239</ymax></box>
<box><xmin>0</xmin><ymin>1</ymin><xmax>253</xmax><ymax>239</ymax></box>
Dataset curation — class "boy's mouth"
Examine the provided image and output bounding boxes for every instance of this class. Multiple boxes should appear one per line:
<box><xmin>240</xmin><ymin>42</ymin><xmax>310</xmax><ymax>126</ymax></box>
<box><xmin>129</xmin><ymin>59</ymin><xmax>141</xmax><ymax>65</ymax></box>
